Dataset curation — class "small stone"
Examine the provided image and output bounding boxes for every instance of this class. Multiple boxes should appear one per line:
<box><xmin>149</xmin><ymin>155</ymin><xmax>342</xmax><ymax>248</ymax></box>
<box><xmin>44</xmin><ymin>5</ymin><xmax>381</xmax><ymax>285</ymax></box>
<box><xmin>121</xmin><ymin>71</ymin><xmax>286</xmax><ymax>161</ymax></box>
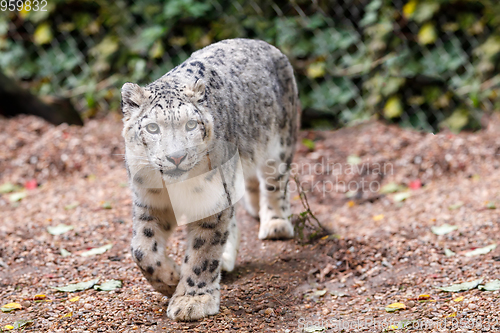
<box><xmin>468</xmin><ymin>303</ymin><xmax>478</xmax><ymax>310</ymax></box>
<box><xmin>264</xmin><ymin>308</ymin><xmax>274</xmax><ymax>316</ymax></box>
<box><xmin>22</xmin><ymin>301</ymin><xmax>31</xmax><ymax>308</ymax></box>
<box><xmin>407</xmin><ymin>300</ymin><xmax>415</xmax><ymax>308</ymax></box>
<box><xmin>84</xmin><ymin>303</ymin><xmax>93</xmax><ymax>310</ymax></box>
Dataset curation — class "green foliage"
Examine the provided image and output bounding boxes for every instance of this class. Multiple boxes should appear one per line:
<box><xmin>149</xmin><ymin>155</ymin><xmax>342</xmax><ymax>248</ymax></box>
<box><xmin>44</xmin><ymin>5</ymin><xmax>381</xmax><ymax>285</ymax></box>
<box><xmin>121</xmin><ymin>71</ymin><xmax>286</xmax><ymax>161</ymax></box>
<box><xmin>1</xmin><ymin>0</ymin><xmax>499</xmax><ymax>131</ymax></box>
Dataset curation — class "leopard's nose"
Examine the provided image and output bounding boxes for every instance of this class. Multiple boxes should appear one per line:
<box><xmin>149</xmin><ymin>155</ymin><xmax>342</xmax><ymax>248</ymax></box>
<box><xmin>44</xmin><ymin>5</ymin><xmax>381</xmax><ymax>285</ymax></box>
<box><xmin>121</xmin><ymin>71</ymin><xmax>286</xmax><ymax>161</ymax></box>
<box><xmin>166</xmin><ymin>152</ymin><xmax>186</xmax><ymax>166</ymax></box>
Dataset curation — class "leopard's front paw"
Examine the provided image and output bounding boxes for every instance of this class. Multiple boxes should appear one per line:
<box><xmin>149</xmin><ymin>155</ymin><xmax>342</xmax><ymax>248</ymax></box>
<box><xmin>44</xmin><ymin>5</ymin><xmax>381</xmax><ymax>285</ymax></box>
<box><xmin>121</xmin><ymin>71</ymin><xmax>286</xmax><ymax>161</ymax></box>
<box><xmin>167</xmin><ymin>291</ymin><xmax>220</xmax><ymax>321</ymax></box>
<box><xmin>258</xmin><ymin>218</ymin><xmax>294</xmax><ymax>240</ymax></box>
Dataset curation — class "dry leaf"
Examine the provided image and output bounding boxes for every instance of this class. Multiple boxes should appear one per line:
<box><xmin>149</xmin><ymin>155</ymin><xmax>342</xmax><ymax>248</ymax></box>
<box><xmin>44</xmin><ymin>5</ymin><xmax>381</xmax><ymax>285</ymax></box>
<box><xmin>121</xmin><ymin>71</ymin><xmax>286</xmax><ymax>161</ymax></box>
<box><xmin>1</xmin><ymin>303</ymin><xmax>22</xmax><ymax>313</ymax></box>
<box><xmin>385</xmin><ymin>302</ymin><xmax>406</xmax><ymax>312</ymax></box>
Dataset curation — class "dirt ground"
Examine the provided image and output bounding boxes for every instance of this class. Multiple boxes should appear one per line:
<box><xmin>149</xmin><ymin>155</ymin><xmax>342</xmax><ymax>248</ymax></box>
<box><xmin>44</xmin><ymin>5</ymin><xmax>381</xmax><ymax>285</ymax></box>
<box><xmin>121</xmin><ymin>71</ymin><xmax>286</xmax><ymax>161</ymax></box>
<box><xmin>1</xmin><ymin>113</ymin><xmax>499</xmax><ymax>332</ymax></box>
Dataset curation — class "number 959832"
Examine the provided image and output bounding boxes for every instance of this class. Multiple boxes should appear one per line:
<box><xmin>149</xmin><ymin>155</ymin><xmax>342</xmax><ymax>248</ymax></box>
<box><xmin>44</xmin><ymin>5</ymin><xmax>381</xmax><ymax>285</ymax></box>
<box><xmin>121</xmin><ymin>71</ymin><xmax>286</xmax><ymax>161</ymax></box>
<box><xmin>1</xmin><ymin>0</ymin><xmax>48</xmax><ymax>12</ymax></box>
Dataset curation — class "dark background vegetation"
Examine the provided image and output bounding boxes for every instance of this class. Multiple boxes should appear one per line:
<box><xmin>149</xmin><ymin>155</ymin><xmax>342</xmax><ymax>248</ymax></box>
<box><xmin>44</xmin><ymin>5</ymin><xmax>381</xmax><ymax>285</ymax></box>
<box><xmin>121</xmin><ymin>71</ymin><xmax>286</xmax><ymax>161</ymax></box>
<box><xmin>1</xmin><ymin>0</ymin><xmax>500</xmax><ymax>132</ymax></box>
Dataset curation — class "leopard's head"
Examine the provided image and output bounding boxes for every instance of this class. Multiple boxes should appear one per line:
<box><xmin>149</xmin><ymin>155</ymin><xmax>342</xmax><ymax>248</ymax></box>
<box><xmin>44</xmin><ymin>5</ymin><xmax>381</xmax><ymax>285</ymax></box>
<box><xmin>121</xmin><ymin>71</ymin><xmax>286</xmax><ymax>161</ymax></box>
<box><xmin>121</xmin><ymin>79</ymin><xmax>214</xmax><ymax>186</ymax></box>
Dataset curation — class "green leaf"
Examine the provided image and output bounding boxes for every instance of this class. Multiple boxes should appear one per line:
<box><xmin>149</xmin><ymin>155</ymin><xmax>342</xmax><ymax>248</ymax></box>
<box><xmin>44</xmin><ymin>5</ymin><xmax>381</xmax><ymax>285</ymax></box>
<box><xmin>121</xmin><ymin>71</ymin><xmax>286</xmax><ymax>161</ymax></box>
<box><xmin>94</xmin><ymin>279</ymin><xmax>122</xmax><ymax>291</ymax></box>
<box><xmin>64</xmin><ymin>202</ymin><xmax>79</xmax><ymax>210</ymax></box>
<box><xmin>440</xmin><ymin>108</ymin><xmax>469</xmax><ymax>133</ymax></box>
<box><xmin>444</xmin><ymin>248</ymin><xmax>456</xmax><ymax>257</ymax></box>
<box><xmin>302</xmin><ymin>138</ymin><xmax>315</xmax><ymax>150</ymax></box>
<box><xmin>380</xmin><ymin>182</ymin><xmax>404</xmax><ymax>194</ymax></box>
<box><xmin>393</xmin><ymin>192</ymin><xmax>411</xmax><ymax>202</ymax></box>
<box><xmin>431</xmin><ymin>224</ymin><xmax>458</xmax><ymax>236</ymax></box>
<box><xmin>418</xmin><ymin>22</ymin><xmax>437</xmax><ymax>45</ymax></box>
<box><xmin>347</xmin><ymin>155</ymin><xmax>361</xmax><ymax>165</ymax></box>
<box><xmin>9</xmin><ymin>192</ymin><xmax>26</xmax><ymax>202</ymax></box>
<box><xmin>101</xmin><ymin>202</ymin><xmax>112</xmax><ymax>209</ymax></box>
<box><xmin>437</xmin><ymin>279</ymin><xmax>483</xmax><ymax>292</ymax></box>
<box><xmin>52</xmin><ymin>279</ymin><xmax>99</xmax><ymax>292</ymax></box>
<box><xmin>486</xmin><ymin>202</ymin><xmax>496</xmax><ymax>209</ymax></box>
<box><xmin>80</xmin><ymin>244</ymin><xmax>113</xmax><ymax>257</ymax></box>
<box><xmin>464</xmin><ymin>244</ymin><xmax>496</xmax><ymax>257</ymax></box>
<box><xmin>448</xmin><ymin>202</ymin><xmax>464</xmax><ymax>210</ymax></box>
<box><xmin>383</xmin><ymin>96</ymin><xmax>403</xmax><ymax>119</ymax></box>
<box><xmin>47</xmin><ymin>224</ymin><xmax>74</xmax><ymax>236</ymax></box>
<box><xmin>411</xmin><ymin>2</ymin><xmax>440</xmax><ymax>23</ymax></box>
<box><xmin>60</xmin><ymin>248</ymin><xmax>72</xmax><ymax>257</ymax></box>
<box><xmin>0</xmin><ymin>182</ymin><xmax>15</xmax><ymax>193</ymax></box>
<box><xmin>313</xmin><ymin>289</ymin><xmax>327</xmax><ymax>297</ymax></box>
<box><xmin>478</xmin><ymin>280</ymin><xmax>500</xmax><ymax>291</ymax></box>
<box><xmin>33</xmin><ymin>22</ymin><xmax>53</xmax><ymax>45</ymax></box>
<box><xmin>13</xmin><ymin>319</ymin><xmax>33</xmax><ymax>329</ymax></box>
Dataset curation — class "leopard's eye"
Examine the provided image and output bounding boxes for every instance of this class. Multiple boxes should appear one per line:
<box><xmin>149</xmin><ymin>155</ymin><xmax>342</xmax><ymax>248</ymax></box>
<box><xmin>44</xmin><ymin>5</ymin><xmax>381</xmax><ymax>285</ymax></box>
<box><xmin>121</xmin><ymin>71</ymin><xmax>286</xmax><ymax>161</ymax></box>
<box><xmin>186</xmin><ymin>120</ymin><xmax>198</xmax><ymax>131</ymax></box>
<box><xmin>146</xmin><ymin>123</ymin><xmax>160</xmax><ymax>134</ymax></box>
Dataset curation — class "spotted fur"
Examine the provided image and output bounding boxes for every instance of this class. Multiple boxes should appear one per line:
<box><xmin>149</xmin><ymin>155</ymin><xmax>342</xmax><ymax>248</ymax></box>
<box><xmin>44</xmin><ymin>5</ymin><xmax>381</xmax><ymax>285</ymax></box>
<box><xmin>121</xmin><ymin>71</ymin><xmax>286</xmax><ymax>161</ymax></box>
<box><xmin>122</xmin><ymin>38</ymin><xmax>299</xmax><ymax>321</ymax></box>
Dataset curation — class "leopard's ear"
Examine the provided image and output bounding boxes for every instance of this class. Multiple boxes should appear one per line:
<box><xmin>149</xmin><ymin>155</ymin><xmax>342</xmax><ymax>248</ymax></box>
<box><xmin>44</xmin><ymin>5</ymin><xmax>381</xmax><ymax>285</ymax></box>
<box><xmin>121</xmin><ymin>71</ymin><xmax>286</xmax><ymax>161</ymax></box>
<box><xmin>121</xmin><ymin>83</ymin><xmax>146</xmax><ymax>121</ymax></box>
<box><xmin>185</xmin><ymin>79</ymin><xmax>206</xmax><ymax>104</ymax></box>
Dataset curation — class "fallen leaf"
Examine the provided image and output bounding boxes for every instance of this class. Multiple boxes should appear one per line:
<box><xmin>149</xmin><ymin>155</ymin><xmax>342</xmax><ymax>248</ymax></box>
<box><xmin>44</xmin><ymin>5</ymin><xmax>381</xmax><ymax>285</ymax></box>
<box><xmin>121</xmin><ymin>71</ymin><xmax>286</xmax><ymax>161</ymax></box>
<box><xmin>33</xmin><ymin>294</ymin><xmax>46</xmax><ymax>301</ymax></box>
<box><xmin>393</xmin><ymin>192</ymin><xmax>411</xmax><ymax>202</ymax></box>
<box><xmin>1</xmin><ymin>303</ymin><xmax>22</xmax><ymax>313</ymax></box>
<box><xmin>345</xmin><ymin>191</ymin><xmax>357</xmax><ymax>198</ymax></box>
<box><xmin>486</xmin><ymin>201</ymin><xmax>496</xmax><ymax>209</ymax></box>
<box><xmin>302</xmin><ymin>138</ymin><xmax>315</xmax><ymax>151</ymax></box>
<box><xmin>446</xmin><ymin>312</ymin><xmax>457</xmax><ymax>318</ymax></box>
<box><xmin>431</xmin><ymin>224</ymin><xmax>458</xmax><ymax>235</ymax></box>
<box><xmin>313</xmin><ymin>289</ymin><xmax>327</xmax><ymax>297</ymax></box>
<box><xmin>13</xmin><ymin>319</ymin><xmax>33</xmax><ymax>329</ymax></box>
<box><xmin>347</xmin><ymin>200</ymin><xmax>355</xmax><ymax>208</ymax></box>
<box><xmin>64</xmin><ymin>202</ymin><xmax>79</xmax><ymax>210</ymax></box>
<box><xmin>3</xmin><ymin>325</ymin><xmax>14</xmax><ymax>330</ymax></box>
<box><xmin>453</xmin><ymin>296</ymin><xmax>464</xmax><ymax>302</ymax></box>
<box><xmin>417</xmin><ymin>294</ymin><xmax>430</xmax><ymax>300</ymax></box>
<box><xmin>9</xmin><ymin>192</ymin><xmax>26</xmax><ymax>202</ymax></box>
<box><xmin>69</xmin><ymin>296</ymin><xmax>80</xmax><ymax>302</ymax></box>
<box><xmin>60</xmin><ymin>248</ymin><xmax>72</xmax><ymax>257</ymax></box>
<box><xmin>94</xmin><ymin>279</ymin><xmax>122</xmax><ymax>291</ymax></box>
<box><xmin>330</xmin><ymin>290</ymin><xmax>349</xmax><ymax>297</ymax></box>
<box><xmin>478</xmin><ymin>280</ymin><xmax>500</xmax><ymax>291</ymax></box>
<box><xmin>47</xmin><ymin>224</ymin><xmax>74</xmax><ymax>236</ymax></box>
<box><xmin>373</xmin><ymin>214</ymin><xmax>384</xmax><ymax>221</ymax></box>
<box><xmin>52</xmin><ymin>279</ymin><xmax>99</xmax><ymax>292</ymax></box>
<box><xmin>0</xmin><ymin>182</ymin><xmax>16</xmax><ymax>193</ymax></box>
<box><xmin>464</xmin><ymin>244</ymin><xmax>496</xmax><ymax>257</ymax></box>
<box><xmin>347</xmin><ymin>155</ymin><xmax>361</xmax><ymax>165</ymax></box>
<box><xmin>380</xmin><ymin>182</ymin><xmax>404</xmax><ymax>194</ymax></box>
<box><xmin>304</xmin><ymin>326</ymin><xmax>326</xmax><ymax>332</ymax></box>
<box><xmin>61</xmin><ymin>312</ymin><xmax>72</xmax><ymax>318</ymax></box>
<box><xmin>80</xmin><ymin>244</ymin><xmax>113</xmax><ymax>257</ymax></box>
<box><xmin>448</xmin><ymin>202</ymin><xmax>464</xmax><ymax>210</ymax></box>
<box><xmin>444</xmin><ymin>248</ymin><xmax>456</xmax><ymax>257</ymax></box>
<box><xmin>437</xmin><ymin>279</ymin><xmax>483</xmax><ymax>292</ymax></box>
<box><xmin>101</xmin><ymin>201</ymin><xmax>112</xmax><ymax>209</ymax></box>
<box><xmin>385</xmin><ymin>302</ymin><xmax>406</xmax><ymax>312</ymax></box>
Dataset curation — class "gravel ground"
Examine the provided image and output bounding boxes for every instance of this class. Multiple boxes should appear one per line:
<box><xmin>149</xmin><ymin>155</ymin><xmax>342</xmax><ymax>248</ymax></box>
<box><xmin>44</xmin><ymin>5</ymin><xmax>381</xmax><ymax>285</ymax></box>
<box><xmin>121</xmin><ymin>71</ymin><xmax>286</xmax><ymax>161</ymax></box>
<box><xmin>0</xmin><ymin>114</ymin><xmax>499</xmax><ymax>332</ymax></box>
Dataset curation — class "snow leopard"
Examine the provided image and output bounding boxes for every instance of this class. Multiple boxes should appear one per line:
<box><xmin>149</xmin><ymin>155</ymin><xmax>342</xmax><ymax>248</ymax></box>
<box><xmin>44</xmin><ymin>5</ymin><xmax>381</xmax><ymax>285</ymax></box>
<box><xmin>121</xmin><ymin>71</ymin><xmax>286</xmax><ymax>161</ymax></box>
<box><xmin>121</xmin><ymin>38</ymin><xmax>299</xmax><ymax>321</ymax></box>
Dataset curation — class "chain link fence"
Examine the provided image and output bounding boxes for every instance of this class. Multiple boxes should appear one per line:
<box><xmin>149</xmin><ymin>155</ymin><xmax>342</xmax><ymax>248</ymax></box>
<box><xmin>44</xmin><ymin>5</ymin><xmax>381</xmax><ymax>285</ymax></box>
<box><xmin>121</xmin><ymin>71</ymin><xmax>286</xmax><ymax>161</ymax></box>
<box><xmin>1</xmin><ymin>0</ymin><xmax>499</xmax><ymax>132</ymax></box>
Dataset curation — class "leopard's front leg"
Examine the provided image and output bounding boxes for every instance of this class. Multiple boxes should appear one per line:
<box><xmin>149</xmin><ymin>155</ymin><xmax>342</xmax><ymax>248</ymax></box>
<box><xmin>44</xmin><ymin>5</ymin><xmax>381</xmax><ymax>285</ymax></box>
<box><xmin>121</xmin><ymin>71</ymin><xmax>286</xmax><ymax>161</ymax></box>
<box><xmin>167</xmin><ymin>207</ymin><xmax>233</xmax><ymax>321</ymax></box>
<box><xmin>131</xmin><ymin>202</ymin><xmax>180</xmax><ymax>296</ymax></box>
